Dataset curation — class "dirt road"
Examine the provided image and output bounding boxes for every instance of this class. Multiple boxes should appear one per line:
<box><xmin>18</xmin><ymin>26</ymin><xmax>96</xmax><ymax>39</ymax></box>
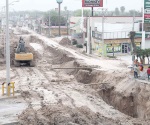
<box><xmin>0</xmin><ymin>28</ymin><xmax>150</xmax><ymax>125</ymax></box>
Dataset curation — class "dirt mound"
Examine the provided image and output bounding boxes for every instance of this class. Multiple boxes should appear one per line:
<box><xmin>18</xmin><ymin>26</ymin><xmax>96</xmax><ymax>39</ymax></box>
<box><xmin>59</xmin><ymin>37</ymin><xmax>71</xmax><ymax>46</ymax></box>
<box><xmin>75</xmin><ymin>70</ymin><xmax>93</xmax><ymax>84</ymax></box>
<box><xmin>51</xmin><ymin>49</ymin><xmax>74</xmax><ymax>64</ymax></box>
<box><xmin>18</xmin><ymin>104</ymin><xmax>119</xmax><ymax>125</ymax></box>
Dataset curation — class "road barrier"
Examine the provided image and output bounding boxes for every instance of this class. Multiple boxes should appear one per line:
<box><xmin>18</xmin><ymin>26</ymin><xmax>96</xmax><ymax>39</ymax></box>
<box><xmin>2</xmin><ymin>82</ymin><xmax>15</xmax><ymax>96</ymax></box>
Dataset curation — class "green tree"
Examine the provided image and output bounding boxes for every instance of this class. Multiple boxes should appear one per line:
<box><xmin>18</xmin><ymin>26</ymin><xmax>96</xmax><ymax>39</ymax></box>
<box><xmin>145</xmin><ymin>49</ymin><xmax>150</xmax><ymax>64</ymax></box>
<box><xmin>129</xmin><ymin>10</ymin><xmax>135</xmax><ymax>16</ymax></box>
<box><xmin>73</xmin><ymin>9</ymin><xmax>91</xmax><ymax>17</ymax></box>
<box><xmin>74</xmin><ymin>9</ymin><xmax>82</xmax><ymax>16</ymax></box>
<box><xmin>135</xmin><ymin>49</ymin><xmax>150</xmax><ymax>64</ymax></box>
<box><xmin>44</xmin><ymin>10</ymin><xmax>66</xmax><ymax>26</ymax></box>
<box><xmin>115</xmin><ymin>8</ymin><xmax>120</xmax><ymax>16</ymax></box>
<box><xmin>120</xmin><ymin>6</ymin><xmax>125</xmax><ymax>14</ymax></box>
<box><xmin>64</xmin><ymin>6</ymin><xmax>67</xmax><ymax>11</ymax></box>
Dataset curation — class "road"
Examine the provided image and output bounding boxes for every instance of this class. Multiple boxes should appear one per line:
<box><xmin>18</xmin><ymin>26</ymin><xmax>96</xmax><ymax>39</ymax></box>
<box><xmin>0</xmin><ymin>27</ymin><xmax>149</xmax><ymax>125</ymax></box>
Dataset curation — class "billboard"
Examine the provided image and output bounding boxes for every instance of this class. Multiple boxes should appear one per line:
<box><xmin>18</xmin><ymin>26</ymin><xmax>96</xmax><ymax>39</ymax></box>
<box><xmin>82</xmin><ymin>0</ymin><xmax>103</xmax><ymax>7</ymax></box>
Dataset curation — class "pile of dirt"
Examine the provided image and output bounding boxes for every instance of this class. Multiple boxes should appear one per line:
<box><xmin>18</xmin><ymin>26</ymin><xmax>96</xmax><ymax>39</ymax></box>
<box><xmin>59</xmin><ymin>37</ymin><xmax>71</xmax><ymax>46</ymax></box>
<box><xmin>75</xmin><ymin>70</ymin><xmax>93</xmax><ymax>84</ymax></box>
<box><xmin>51</xmin><ymin>49</ymin><xmax>74</xmax><ymax>64</ymax></box>
<box><xmin>18</xmin><ymin>104</ymin><xmax>120</xmax><ymax>125</ymax></box>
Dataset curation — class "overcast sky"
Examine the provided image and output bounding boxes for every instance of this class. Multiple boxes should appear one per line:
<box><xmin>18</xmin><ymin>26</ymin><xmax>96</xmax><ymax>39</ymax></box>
<box><xmin>0</xmin><ymin>0</ymin><xmax>143</xmax><ymax>12</ymax></box>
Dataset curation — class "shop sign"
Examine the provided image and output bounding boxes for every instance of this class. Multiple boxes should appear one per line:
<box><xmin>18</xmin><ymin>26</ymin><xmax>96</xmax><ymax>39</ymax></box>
<box><xmin>82</xmin><ymin>0</ymin><xmax>103</xmax><ymax>7</ymax></box>
<box><xmin>144</xmin><ymin>0</ymin><xmax>150</xmax><ymax>23</ymax></box>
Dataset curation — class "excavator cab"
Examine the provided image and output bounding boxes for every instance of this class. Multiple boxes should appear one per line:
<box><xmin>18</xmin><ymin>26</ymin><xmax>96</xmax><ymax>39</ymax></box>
<box><xmin>14</xmin><ymin>37</ymin><xmax>34</xmax><ymax>67</ymax></box>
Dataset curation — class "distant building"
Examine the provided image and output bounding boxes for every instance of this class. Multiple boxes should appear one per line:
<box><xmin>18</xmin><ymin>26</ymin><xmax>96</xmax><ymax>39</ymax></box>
<box><xmin>40</xmin><ymin>25</ymin><xmax>68</xmax><ymax>37</ymax></box>
<box><xmin>70</xmin><ymin>16</ymin><xmax>144</xmax><ymax>55</ymax></box>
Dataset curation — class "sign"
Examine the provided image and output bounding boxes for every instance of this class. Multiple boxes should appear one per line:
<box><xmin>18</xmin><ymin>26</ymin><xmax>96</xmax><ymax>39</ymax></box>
<box><xmin>144</xmin><ymin>0</ymin><xmax>150</xmax><ymax>23</ymax></box>
<box><xmin>144</xmin><ymin>0</ymin><xmax>150</xmax><ymax>8</ymax></box>
<box><xmin>82</xmin><ymin>0</ymin><xmax>103</xmax><ymax>7</ymax></box>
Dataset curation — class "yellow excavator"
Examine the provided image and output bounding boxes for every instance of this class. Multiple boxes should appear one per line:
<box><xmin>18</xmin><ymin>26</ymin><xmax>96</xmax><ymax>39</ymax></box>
<box><xmin>14</xmin><ymin>37</ymin><xmax>34</xmax><ymax>67</ymax></box>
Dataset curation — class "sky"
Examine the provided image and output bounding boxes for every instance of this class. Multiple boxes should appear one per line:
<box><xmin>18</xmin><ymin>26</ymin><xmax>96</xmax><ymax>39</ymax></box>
<box><xmin>0</xmin><ymin>0</ymin><xmax>143</xmax><ymax>12</ymax></box>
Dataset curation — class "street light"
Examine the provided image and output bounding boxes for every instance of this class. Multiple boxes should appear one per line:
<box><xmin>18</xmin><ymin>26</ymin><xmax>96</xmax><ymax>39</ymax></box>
<box><xmin>95</xmin><ymin>8</ymin><xmax>107</xmax><ymax>56</ymax></box>
<box><xmin>56</xmin><ymin>0</ymin><xmax>63</xmax><ymax>36</ymax></box>
<box><xmin>5</xmin><ymin>0</ymin><xmax>19</xmax><ymax>95</ymax></box>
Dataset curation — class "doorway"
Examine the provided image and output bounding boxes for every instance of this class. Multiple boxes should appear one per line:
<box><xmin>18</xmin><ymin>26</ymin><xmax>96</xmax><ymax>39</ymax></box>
<box><xmin>122</xmin><ymin>43</ymin><xmax>128</xmax><ymax>53</ymax></box>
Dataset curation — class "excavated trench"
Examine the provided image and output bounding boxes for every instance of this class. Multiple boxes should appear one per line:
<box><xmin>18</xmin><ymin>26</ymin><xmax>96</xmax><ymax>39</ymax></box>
<box><xmin>3</xmin><ymin>33</ymin><xmax>150</xmax><ymax>124</ymax></box>
<box><xmin>28</xmin><ymin>35</ymin><xmax>150</xmax><ymax>120</ymax></box>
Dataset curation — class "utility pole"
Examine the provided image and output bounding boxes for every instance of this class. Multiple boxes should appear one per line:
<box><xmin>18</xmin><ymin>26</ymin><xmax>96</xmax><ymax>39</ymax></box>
<box><xmin>102</xmin><ymin>8</ymin><xmax>104</xmax><ymax>56</ymax></box>
<box><xmin>142</xmin><ymin>1</ymin><xmax>145</xmax><ymax>50</ymax></box>
<box><xmin>101</xmin><ymin>8</ymin><xmax>107</xmax><ymax>56</ymax></box>
<box><xmin>6</xmin><ymin>0</ymin><xmax>10</xmax><ymax>95</ymax></box>
<box><xmin>91</xmin><ymin>7</ymin><xmax>93</xmax><ymax>16</ymax></box>
<box><xmin>66</xmin><ymin>10</ymin><xmax>69</xmax><ymax>38</ymax></box>
<box><xmin>81</xmin><ymin>7</ymin><xmax>86</xmax><ymax>53</ymax></box>
<box><xmin>87</xmin><ymin>13</ymin><xmax>91</xmax><ymax>54</ymax></box>
<box><xmin>49</xmin><ymin>10</ymin><xmax>51</xmax><ymax>37</ymax></box>
<box><xmin>58</xmin><ymin>3</ymin><xmax>61</xmax><ymax>36</ymax></box>
<box><xmin>132</xmin><ymin>10</ymin><xmax>135</xmax><ymax>31</ymax></box>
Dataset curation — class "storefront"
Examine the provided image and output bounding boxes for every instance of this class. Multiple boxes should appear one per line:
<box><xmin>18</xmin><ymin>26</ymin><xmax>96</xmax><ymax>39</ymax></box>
<box><xmin>106</xmin><ymin>43</ymin><xmax>121</xmax><ymax>53</ymax></box>
<box><xmin>93</xmin><ymin>38</ymin><xmax>141</xmax><ymax>55</ymax></box>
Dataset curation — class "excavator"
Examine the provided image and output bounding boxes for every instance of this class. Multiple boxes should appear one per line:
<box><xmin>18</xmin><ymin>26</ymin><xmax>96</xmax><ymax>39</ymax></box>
<box><xmin>14</xmin><ymin>37</ymin><xmax>34</xmax><ymax>67</ymax></box>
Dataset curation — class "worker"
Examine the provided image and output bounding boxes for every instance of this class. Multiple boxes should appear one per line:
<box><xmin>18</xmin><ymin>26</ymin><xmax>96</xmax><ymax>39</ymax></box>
<box><xmin>147</xmin><ymin>66</ymin><xmax>150</xmax><ymax>80</ymax></box>
<box><xmin>139</xmin><ymin>62</ymin><xmax>144</xmax><ymax>71</ymax></box>
<box><xmin>133</xmin><ymin>65</ymin><xmax>138</xmax><ymax>78</ymax></box>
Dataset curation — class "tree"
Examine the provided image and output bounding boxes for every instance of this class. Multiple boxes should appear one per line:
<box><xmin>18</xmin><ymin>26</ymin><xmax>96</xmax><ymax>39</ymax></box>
<box><xmin>129</xmin><ymin>10</ymin><xmax>135</xmax><ymax>16</ymax></box>
<box><xmin>135</xmin><ymin>48</ymin><xmax>150</xmax><ymax>64</ymax></box>
<box><xmin>74</xmin><ymin>9</ymin><xmax>82</xmax><ymax>16</ymax></box>
<box><xmin>73</xmin><ymin>9</ymin><xmax>91</xmax><ymax>17</ymax></box>
<box><xmin>120</xmin><ymin>6</ymin><xmax>125</xmax><ymax>14</ymax></box>
<box><xmin>145</xmin><ymin>49</ymin><xmax>150</xmax><ymax>64</ymax></box>
<box><xmin>44</xmin><ymin>10</ymin><xmax>67</xmax><ymax>26</ymax></box>
<box><xmin>129</xmin><ymin>31</ymin><xmax>137</xmax><ymax>63</ymax></box>
<box><xmin>115</xmin><ymin>8</ymin><xmax>120</xmax><ymax>16</ymax></box>
<box><xmin>64</xmin><ymin>6</ymin><xmax>67</xmax><ymax>11</ymax></box>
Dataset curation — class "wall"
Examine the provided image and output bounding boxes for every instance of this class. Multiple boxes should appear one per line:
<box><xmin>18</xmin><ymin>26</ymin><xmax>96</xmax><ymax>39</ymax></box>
<box><xmin>145</xmin><ymin>39</ymin><xmax>150</xmax><ymax>49</ymax></box>
<box><xmin>41</xmin><ymin>27</ymin><xmax>68</xmax><ymax>36</ymax></box>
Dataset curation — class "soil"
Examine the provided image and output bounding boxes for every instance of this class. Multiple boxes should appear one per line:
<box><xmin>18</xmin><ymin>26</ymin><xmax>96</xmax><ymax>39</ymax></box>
<box><xmin>0</xmin><ymin>27</ymin><xmax>150</xmax><ymax>125</ymax></box>
<box><xmin>59</xmin><ymin>37</ymin><xmax>71</xmax><ymax>46</ymax></box>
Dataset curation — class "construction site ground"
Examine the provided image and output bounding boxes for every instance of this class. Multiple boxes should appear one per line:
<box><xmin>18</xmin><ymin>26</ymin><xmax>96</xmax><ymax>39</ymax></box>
<box><xmin>0</xmin><ymin>27</ymin><xmax>150</xmax><ymax>125</ymax></box>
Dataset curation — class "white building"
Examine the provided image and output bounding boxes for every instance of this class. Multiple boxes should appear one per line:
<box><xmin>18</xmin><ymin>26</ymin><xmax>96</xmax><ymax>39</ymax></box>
<box><xmin>70</xmin><ymin>16</ymin><xmax>144</xmax><ymax>55</ymax></box>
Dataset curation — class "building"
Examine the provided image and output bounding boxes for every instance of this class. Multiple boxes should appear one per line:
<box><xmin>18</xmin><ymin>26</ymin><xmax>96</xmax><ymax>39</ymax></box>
<box><xmin>93</xmin><ymin>22</ymin><xmax>142</xmax><ymax>55</ymax></box>
<box><xmin>40</xmin><ymin>25</ymin><xmax>68</xmax><ymax>37</ymax></box>
<box><xmin>70</xmin><ymin>16</ymin><xmax>143</xmax><ymax>55</ymax></box>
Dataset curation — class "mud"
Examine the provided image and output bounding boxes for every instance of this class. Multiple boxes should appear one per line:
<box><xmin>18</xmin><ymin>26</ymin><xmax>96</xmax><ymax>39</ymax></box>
<box><xmin>18</xmin><ymin>104</ymin><xmax>120</xmax><ymax>125</ymax></box>
<box><xmin>59</xmin><ymin>37</ymin><xmax>71</xmax><ymax>46</ymax></box>
<box><xmin>19</xmin><ymin>34</ymin><xmax>150</xmax><ymax>124</ymax></box>
<box><xmin>1</xmin><ymin>28</ymin><xmax>150</xmax><ymax>125</ymax></box>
